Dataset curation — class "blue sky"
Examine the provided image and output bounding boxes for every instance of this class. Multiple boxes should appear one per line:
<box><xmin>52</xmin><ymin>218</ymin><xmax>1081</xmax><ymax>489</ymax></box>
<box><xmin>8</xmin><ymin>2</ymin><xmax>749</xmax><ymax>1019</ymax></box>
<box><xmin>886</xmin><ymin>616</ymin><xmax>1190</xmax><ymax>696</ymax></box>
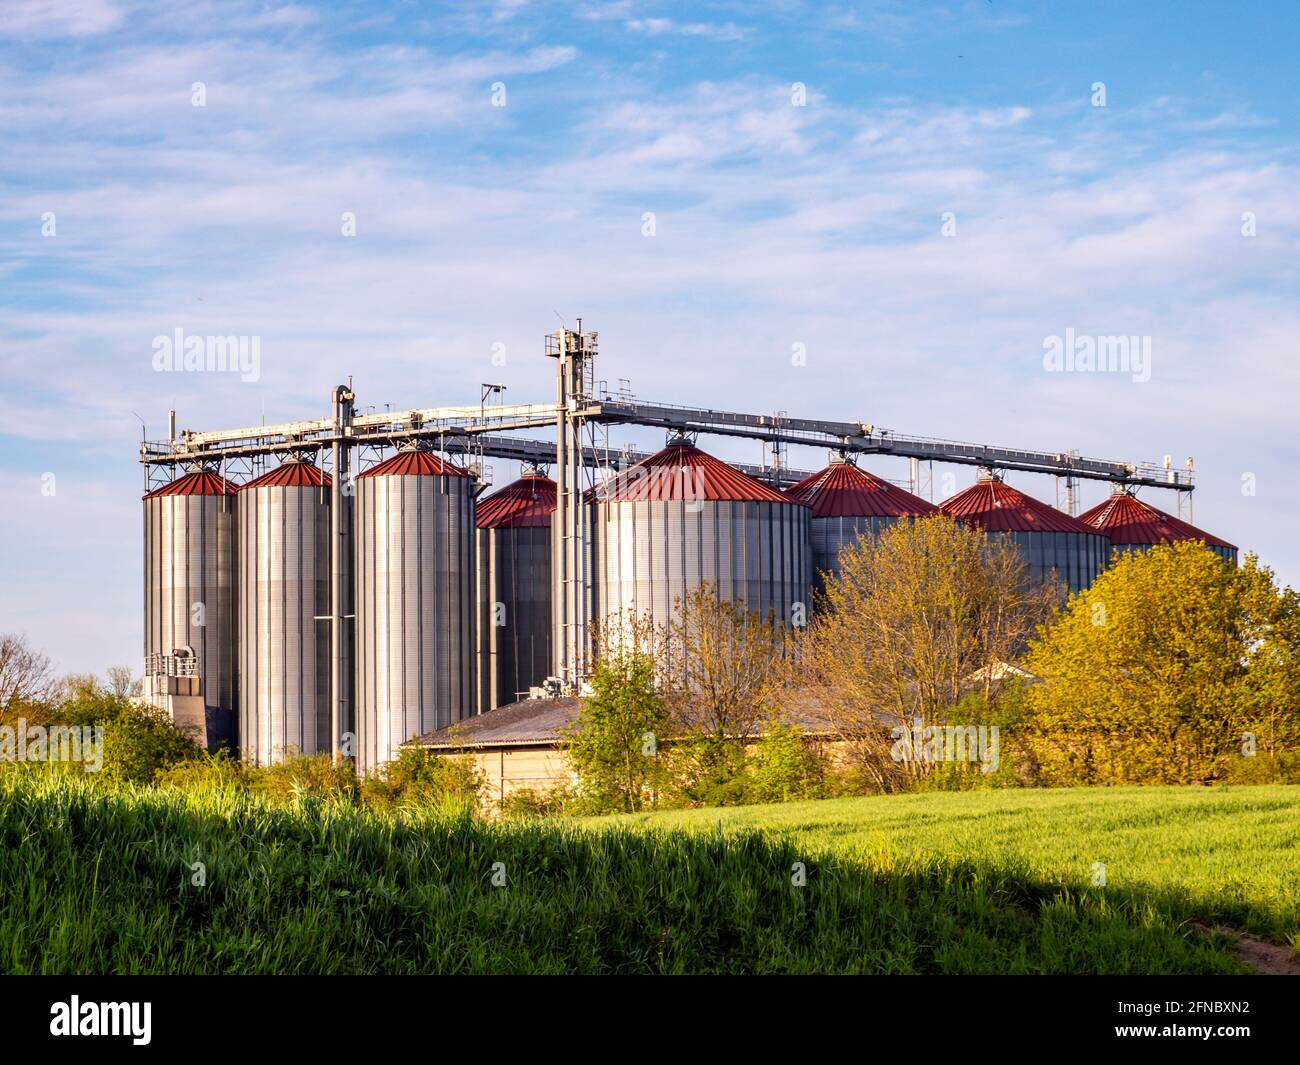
<box><xmin>1</xmin><ymin>0</ymin><xmax>1297</xmax><ymax>676</ymax></box>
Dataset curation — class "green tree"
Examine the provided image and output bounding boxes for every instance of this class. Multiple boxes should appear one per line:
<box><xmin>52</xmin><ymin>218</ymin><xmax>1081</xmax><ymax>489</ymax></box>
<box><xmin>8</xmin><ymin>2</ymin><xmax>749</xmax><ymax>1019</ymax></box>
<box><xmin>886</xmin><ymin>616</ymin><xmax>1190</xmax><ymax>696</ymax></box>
<box><xmin>800</xmin><ymin>514</ymin><xmax>1057</xmax><ymax>790</ymax></box>
<box><xmin>1022</xmin><ymin>542</ymin><xmax>1297</xmax><ymax>785</ymax></box>
<box><xmin>1240</xmin><ymin>581</ymin><xmax>1300</xmax><ymax>766</ymax></box>
<box><xmin>660</xmin><ymin>584</ymin><xmax>786</xmax><ymax>742</ymax></box>
<box><xmin>566</xmin><ymin>651</ymin><xmax>668</xmax><ymax>813</ymax></box>
<box><xmin>656</xmin><ymin>584</ymin><xmax>790</xmax><ymax>805</ymax></box>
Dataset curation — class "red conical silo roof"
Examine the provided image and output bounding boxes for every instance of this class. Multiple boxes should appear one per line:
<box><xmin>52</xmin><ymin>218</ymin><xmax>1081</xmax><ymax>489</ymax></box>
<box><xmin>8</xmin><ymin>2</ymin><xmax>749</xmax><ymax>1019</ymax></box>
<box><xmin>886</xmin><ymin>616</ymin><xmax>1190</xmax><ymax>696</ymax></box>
<box><xmin>477</xmin><ymin>475</ymin><xmax>556</xmax><ymax>528</ymax></box>
<box><xmin>594</xmin><ymin>442</ymin><xmax>801</xmax><ymax>504</ymax></box>
<box><xmin>355</xmin><ymin>449</ymin><xmax>470</xmax><ymax>479</ymax></box>
<box><xmin>785</xmin><ymin>460</ymin><xmax>939</xmax><ymax>519</ymax></box>
<box><xmin>940</xmin><ymin>476</ymin><xmax>1096</xmax><ymax>534</ymax></box>
<box><xmin>143</xmin><ymin>469</ymin><xmax>238</xmax><ymax>499</ymax></box>
<box><xmin>1079</xmin><ymin>491</ymin><xmax>1235</xmax><ymax>550</ymax></box>
<box><xmin>240</xmin><ymin>460</ymin><xmax>330</xmax><ymax>490</ymax></box>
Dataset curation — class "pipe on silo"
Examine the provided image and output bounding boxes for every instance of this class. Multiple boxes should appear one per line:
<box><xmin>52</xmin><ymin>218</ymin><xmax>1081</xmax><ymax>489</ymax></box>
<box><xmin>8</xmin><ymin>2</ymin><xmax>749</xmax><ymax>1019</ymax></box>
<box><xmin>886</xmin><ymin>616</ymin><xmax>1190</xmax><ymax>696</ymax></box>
<box><xmin>329</xmin><ymin>384</ymin><xmax>354</xmax><ymax>762</ymax></box>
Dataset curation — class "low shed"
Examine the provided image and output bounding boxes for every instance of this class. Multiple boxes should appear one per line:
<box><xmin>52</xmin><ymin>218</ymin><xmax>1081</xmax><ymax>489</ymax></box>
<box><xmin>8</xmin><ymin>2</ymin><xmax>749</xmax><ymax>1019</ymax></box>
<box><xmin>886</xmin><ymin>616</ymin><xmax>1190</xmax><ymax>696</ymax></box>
<box><xmin>410</xmin><ymin>698</ymin><xmax>582</xmax><ymax>805</ymax></box>
<box><xmin>409</xmin><ymin>696</ymin><xmax>840</xmax><ymax>805</ymax></box>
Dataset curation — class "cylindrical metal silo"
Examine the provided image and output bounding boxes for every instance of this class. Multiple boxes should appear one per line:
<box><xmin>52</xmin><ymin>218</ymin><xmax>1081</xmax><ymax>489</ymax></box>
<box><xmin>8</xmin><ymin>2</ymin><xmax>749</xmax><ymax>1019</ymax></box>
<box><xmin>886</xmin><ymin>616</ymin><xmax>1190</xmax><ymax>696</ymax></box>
<box><xmin>475</xmin><ymin>472</ymin><xmax>555</xmax><ymax>713</ymax></box>
<box><xmin>1080</xmin><ymin>488</ymin><xmax>1237</xmax><ymax>565</ymax></box>
<box><xmin>143</xmin><ymin>467</ymin><xmax>238</xmax><ymax>750</ymax></box>
<box><xmin>940</xmin><ymin>471</ymin><xmax>1109</xmax><ymax>593</ymax></box>
<box><xmin>237</xmin><ymin>458</ymin><xmax>335</xmax><ymax>765</ymax></box>
<box><xmin>590</xmin><ymin>441</ymin><xmax>812</xmax><ymax>634</ymax></box>
<box><xmin>784</xmin><ymin>456</ymin><xmax>939</xmax><ymax>595</ymax></box>
<box><xmin>354</xmin><ymin>446</ymin><xmax>475</xmax><ymax>773</ymax></box>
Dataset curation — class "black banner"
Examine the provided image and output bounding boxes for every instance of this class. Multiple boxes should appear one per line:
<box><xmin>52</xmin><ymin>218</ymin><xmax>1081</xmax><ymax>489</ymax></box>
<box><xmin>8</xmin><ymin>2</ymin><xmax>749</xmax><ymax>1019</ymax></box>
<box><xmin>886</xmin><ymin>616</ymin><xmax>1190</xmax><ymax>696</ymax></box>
<box><xmin>2</xmin><ymin>975</ymin><xmax>1291</xmax><ymax>1052</ymax></box>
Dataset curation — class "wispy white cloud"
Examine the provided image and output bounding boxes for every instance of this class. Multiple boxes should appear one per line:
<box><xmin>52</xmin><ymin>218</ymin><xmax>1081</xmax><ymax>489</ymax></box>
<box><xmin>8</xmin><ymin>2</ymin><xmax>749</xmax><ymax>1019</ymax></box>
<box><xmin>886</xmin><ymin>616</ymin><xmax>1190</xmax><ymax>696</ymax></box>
<box><xmin>491</xmin><ymin>0</ymin><xmax>532</xmax><ymax>21</ymax></box>
<box><xmin>0</xmin><ymin>0</ymin><xmax>126</xmax><ymax>38</ymax></box>
<box><xmin>625</xmin><ymin>17</ymin><xmax>748</xmax><ymax>41</ymax></box>
<box><xmin>579</xmin><ymin>1</ymin><xmax>634</xmax><ymax>21</ymax></box>
<box><xmin>0</xmin><ymin>39</ymin><xmax>577</xmax><ymax>147</ymax></box>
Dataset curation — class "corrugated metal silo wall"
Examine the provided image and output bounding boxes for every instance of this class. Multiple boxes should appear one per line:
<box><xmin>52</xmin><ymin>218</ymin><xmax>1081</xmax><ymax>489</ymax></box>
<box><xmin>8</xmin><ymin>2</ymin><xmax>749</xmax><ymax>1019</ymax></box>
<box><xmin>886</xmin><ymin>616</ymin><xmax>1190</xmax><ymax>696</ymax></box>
<box><xmin>1111</xmin><ymin>542</ymin><xmax>1238</xmax><ymax>567</ymax></box>
<box><xmin>998</xmin><ymin>530</ymin><xmax>1110</xmax><ymax>593</ymax></box>
<box><xmin>810</xmin><ymin>515</ymin><xmax>897</xmax><ymax>595</ymax></box>
<box><xmin>475</xmin><ymin>528</ymin><xmax>491</xmax><ymax>714</ymax></box>
<box><xmin>475</xmin><ymin>524</ymin><xmax>552</xmax><ymax>712</ymax></box>
<box><xmin>237</xmin><ymin>483</ymin><xmax>332</xmax><ymax>765</ymax></box>
<box><xmin>143</xmin><ymin>493</ymin><xmax>238</xmax><ymax>750</ymax></box>
<box><xmin>1210</xmin><ymin>543</ymin><xmax>1238</xmax><ymax>566</ymax></box>
<box><xmin>591</xmin><ymin>499</ymin><xmax>812</xmax><ymax>633</ymax></box>
<box><xmin>338</xmin><ymin>491</ymin><xmax>355</xmax><ymax>744</ymax></box>
<box><xmin>354</xmin><ymin>473</ymin><xmax>475</xmax><ymax>774</ymax></box>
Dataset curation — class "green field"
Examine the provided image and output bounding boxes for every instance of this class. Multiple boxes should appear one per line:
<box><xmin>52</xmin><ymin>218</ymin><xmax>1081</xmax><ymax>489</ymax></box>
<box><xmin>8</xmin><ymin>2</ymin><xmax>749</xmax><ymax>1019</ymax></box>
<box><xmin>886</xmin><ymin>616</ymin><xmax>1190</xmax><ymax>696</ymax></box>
<box><xmin>2</xmin><ymin>773</ymin><xmax>1296</xmax><ymax>974</ymax></box>
<box><xmin>595</xmin><ymin>786</ymin><xmax>1300</xmax><ymax>949</ymax></box>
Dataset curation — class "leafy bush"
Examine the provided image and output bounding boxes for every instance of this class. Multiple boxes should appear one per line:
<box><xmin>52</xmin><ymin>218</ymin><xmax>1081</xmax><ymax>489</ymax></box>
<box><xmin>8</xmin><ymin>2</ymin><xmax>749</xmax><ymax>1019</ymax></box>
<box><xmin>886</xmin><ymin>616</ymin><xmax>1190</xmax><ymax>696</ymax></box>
<box><xmin>3</xmin><ymin>687</ymin><xmax>204</xmax><ymax>787</ymax></box>
<box><xmin>1222</xmin><ymin>751</ymin><xmax>1300</xmax><ymax>786</ymax></box>
<box><xmin>649</xmin><ymin>724</ymin><xmax>876</xmax><ymax>809</ymax></box>
<box><xmin>660</xmin><ymin>734</ymin><xmax>749</xmax><ymax>808</ymax></box>
<box><xmin>744</xmin><ymin>722</ymin><xmax>830</xmax><ymax>804</ymax></box>
<box><xmin>58</xmin><ymin>696</ymin><xmax>201</xmax><ymax>786</ymax></box>
<box><xmin>155</xmin><ymin>748</ymin><xmax>485</xmax><ymax>813</ymax></box>
<box><xmin>98</xmin><ymin>707</ymin><xmax>204</xmax><ymax>785</ymax></box>
<box><xmin>248</xmin><ymin>753</ymin><xmax>359</xmax><ymax>805</ymax></box>
<box><xmin>902</xmin><ymin>687</ymin><xmax>1028</xmax><ymax>793</ymax></box>
<box><xmin>360</xmin><ymin>747</ymin><xmax>483</xmax><ymax>814</ymax></box>
<box><xmin>499</xmin><ymin>785</ymin><xmax>576</xmax><ymax>819</ymax></box>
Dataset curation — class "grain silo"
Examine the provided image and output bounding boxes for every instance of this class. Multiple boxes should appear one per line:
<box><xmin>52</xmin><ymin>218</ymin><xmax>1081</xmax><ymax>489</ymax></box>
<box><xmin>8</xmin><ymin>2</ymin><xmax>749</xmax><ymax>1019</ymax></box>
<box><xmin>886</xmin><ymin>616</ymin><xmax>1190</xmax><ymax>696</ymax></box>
<box><xmin>939</xmin><ymin>471</ymin><xmax>1108</xmax><ymax>592</ymax></box>
<box><xmin>237</xmin><ymin>457</ymin><xmax>337</xmax><ymax>765</ymax></box>
<box><xmin>1080</xmin><ymin>488</ymin><xmax>1237</xmax><ymax>565</ymax></box>
<box><xmin>353</xmin><ymin>445</ymin><xmax>475</xmax><ymax>773</ymax></box>
<box><xmin>476</xmin><ymin>471</ymin><xmax>555</xmax><ymax>712</ymax></box>
<box><xmin>589</xmin><ymin>440</ymin><xmax>811</xmax><ymax>632</ymax></box>
<box><xmin>784</xmin><ymin>456</ymin><xmax>939</xmax><ymax>593</ymax></box>
<box><xmin>143</xmin><ymin>467</ymin><xmax>238</xmax><ymax>750</ymax></box>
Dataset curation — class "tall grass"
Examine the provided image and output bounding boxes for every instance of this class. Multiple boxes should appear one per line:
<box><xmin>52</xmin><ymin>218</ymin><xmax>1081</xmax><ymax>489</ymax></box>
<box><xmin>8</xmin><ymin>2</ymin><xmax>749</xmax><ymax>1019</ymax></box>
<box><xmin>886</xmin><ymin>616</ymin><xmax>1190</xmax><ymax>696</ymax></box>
<box><xmin>0</xmin><ymin>772</ymin><xmax>1253</xmax><ymax>974</ymax></box>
